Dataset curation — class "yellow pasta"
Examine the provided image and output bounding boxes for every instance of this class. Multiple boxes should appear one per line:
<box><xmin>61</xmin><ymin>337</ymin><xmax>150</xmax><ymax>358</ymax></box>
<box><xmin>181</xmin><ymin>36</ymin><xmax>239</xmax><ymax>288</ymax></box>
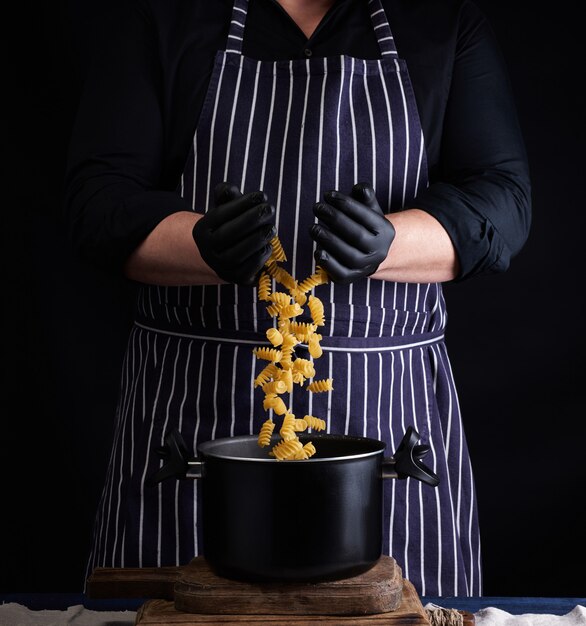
<box><xmin>289</xmin><ymin>321</ymin><xmax>317</xmax><ymax>341</ymax></box>
<box><xmin>304</xmin><ymin>415</ymin><xmax>326</xmax><ymax>431</ymax></box>
<box><xmin>281</xmin><ymin>332</ymin><xmax>299</xmax><ymax>350</ymax></box>
<box><xmin>264</xmin><ymin>259</ymin><xmax>278</xmax><ymax>273</ymax></box>
<box><xmin>263</xmin><ymin>393</ymin><xmax>288</xmax><ymax>415</ymax></box>
<box><xmin>308</xmin><ymin>333</ymin><xmax>323</xmax><ymax>358</ymax></box>
<box><xmin>298</xmin><ymin>267</ymin><xmax>328</xmax><ymax>293</ymax></box>
<box><xmin>276</xmin><ymin>367</ymin><xmax>293</xmax><ymax>393</ymax></box>
<box><xmin>308</xmin><ymin>295</ymin><xmax>325</xmax><ymax>326</ymax></box>
<box><xmin>266</xmin><ymin>303</ymin><xmax>282</xmax><ymax>317</ymax></box>
<box><xmin>276</xmin><ymin>269</ymin><xmax>298</xmax><ymax>292</ymax></box>
<box><xmin>269</xmin><ymin>235</ymin><xmax>287</xmax><ymax>262</ymax></box>
<box><xmin>254</xmin><ymin>362</ymin><xmax>280</xmax><ymax>388</ymax></box>
<box><xmin>266</xmin><ymin>261</ymin><xmax>297</xmax><ymax>291</ymax></box>
<box><xmin>290</xmin><ymin>287</ymin><xmax>307</xmax><ymax>306</ymax></box>
<box><xmin>254</xmin><ymin>238</ymin><xmax>331</xmax><ymax>459</ymax></box>
<box><xmin>280</xmin><ymin>413</ymin><xmax>297</xmax><ymax>441</ymax></box>
<box><xmin>293</xmin><ymin>441</ymin><xmax>317</xmax><ymax>460</ymax></box>
<box><xmin>266</xmin><ymin>327</ymin><xmax>283</xmax><ymax>346</ymax></box>
<box><xmin>278</xmin><ymin>303</ymin><xmax>303</xmax><ymax>319</ymax></box>
<box><xmin>293</xmin><ymin>358</ymin><xmax>315</xmax><ymax>378</ymax></box>
<box><xmin>306</xmin><ymin>378</ymin><xmax>334</xmax><ymax>393</ymax></box>
<box><xmin>257</xmin><ymin>271</ymin><xmax>271</xmax><ymax>301</ymax></box>
<box><xmin>269</xmin><ymin>291</ymin><xmax>291</xmax><ymax>307</ymax></box>
<box><xmin>257</xmin><ymin>418</ymin><xmax>275</xmax><ymax>447</ymax></box>
<box><xmin>277</xmin><ymin>318</ymin><xmax>291</xmax><ymax>334</ymax></box>
<box><xmin>253</xmin><ymin>347</ymin><xmax>283</xmax><ymax>362</ymax></box>
<box><xmin>293</xmin><ymin>418</ymin><xmax>308</xmax><ymax>432</ymax></box>
<box><xmin>280</xmin><ymin>355</ymin><xmax>294</xmax><ymax>371</ymax></box>
<box><xmin>271</xmin><ymin>437</ymin><xmax>303</xmax><ymax>460</ymax></box>
<box><xmin>292</xmin><ymin>370</ymin><xmax>306</xmax><ymax>385</ymax></box>
<box><xmin>262</xmin><ymin>380</ymin><xmax>287</xmax><ymax>395</ymax></box>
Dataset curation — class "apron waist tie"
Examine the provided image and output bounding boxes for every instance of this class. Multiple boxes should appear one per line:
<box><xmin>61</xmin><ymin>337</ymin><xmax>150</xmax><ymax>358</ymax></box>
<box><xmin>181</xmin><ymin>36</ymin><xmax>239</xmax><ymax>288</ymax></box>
<box><xmin>133</xmin><ymin>320</ymin><xmax>445</xmax><ymax>352</ymax></box>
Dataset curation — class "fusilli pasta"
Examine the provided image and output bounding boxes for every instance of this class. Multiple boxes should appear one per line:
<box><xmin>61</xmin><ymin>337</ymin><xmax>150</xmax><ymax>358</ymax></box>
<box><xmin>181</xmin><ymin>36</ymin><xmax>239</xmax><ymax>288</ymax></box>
<box><xmin>252</xmin><ymin>234</ymin><xmax>333</xmax><ymax>459</ymax></box>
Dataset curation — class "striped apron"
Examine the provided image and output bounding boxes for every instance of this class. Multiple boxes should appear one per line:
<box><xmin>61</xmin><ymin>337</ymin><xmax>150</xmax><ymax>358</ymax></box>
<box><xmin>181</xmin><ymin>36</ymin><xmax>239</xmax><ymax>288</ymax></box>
<box><xmin>85</xmin><ymin>0</ymin><xmax>482</xmax><ymax>596</ymax></box>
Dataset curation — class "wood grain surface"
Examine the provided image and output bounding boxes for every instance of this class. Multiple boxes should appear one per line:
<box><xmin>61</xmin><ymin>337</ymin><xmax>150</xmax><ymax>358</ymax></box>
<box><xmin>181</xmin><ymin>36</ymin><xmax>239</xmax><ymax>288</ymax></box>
<box><xmin>174</xmin><ymin>556</ymin><xmax>403</xmax><ymax>615</ymax></box>
<box><xmin>136</xmin><ymin>578</ymin><xmax>431</xmax><ymax>625</ymax></box>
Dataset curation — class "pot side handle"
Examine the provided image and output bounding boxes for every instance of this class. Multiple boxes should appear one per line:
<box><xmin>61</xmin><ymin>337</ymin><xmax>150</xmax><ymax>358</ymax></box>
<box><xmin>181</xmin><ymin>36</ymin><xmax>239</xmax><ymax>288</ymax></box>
<box><xmin>148</xmin><ymin>428</ymin><xmax>203</xmax><ymax>485</ymax></box>
<box><xmin>382</xmin><ymin>427</ymin><xmax>440</xmax><ymax>487</ymax></box>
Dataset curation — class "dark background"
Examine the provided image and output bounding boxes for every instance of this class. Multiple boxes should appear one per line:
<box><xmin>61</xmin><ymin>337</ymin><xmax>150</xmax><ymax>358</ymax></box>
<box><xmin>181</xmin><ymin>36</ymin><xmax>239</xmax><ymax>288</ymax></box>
<box><xmin>4</xmin><ymin>1</ymin><xmax>584</xmax><ymax>597</ymax></box>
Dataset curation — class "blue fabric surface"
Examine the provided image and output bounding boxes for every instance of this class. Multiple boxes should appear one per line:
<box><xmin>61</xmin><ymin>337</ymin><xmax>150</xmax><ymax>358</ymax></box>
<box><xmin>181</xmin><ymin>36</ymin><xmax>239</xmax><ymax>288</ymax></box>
<box><xmin>1</xmin><ymin>594</ymin><xmax>585</xmax><ymax>614</ymax></box>
<box><xmin>423</xmin><ymin>597</ymin><xmax>586</xmax><ymax>616</ymax></box>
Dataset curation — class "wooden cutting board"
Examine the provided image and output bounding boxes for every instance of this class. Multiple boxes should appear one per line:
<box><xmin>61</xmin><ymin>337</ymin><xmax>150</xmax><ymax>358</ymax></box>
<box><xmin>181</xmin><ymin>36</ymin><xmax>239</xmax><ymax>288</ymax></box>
<box><xmin>87</xmin><ymin>556</ymin><xmax>474</xmax><ymax>625</ymax></box>
<box><xmin>136</xmin><ymin>578</ymin><xmax>430</xmax><ymax>625</ymax></box>
<box><xmin>174</xmin><ymin>556</ymin><xmax>403</xmax><ymax>615</ymax></box>
<box><xmin>88</xmin><ymin>556</ymin><xmax>402</xmax><ymax>615</ymax></box>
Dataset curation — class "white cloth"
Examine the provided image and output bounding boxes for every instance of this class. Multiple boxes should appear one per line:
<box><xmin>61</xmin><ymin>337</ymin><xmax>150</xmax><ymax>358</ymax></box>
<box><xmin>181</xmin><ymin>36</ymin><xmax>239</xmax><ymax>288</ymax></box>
<box><xmin>423</xmin><ymin>603</ymin><xmax>586</xmax><ymax>626</ymax></box>
<box><xmin>0</xmin><ymin>603</ymin><xmax>136</xmax><ymax>626</ymax></box>
<box><xmin>474</xmin><ymin>606</ymin><xmax>586</xmax><ymax>626</ymax></box>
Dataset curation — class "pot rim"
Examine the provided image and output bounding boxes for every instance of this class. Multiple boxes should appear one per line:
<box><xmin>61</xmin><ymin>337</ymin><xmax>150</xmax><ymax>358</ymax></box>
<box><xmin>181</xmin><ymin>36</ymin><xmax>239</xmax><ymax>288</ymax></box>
<box><xmin>197</xmin><ymin>433</ymin><xmax>387</xmax><ymax>463</ymax></box>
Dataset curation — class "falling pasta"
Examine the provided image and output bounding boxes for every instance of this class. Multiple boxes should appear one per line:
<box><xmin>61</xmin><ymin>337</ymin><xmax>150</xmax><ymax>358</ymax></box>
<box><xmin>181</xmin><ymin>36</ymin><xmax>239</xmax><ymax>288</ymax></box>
<box><xmin>253</xmin><ymin>234</ymin><xmax>333</xmax><ymax>460</ymax></box>
<box><xmin>306</xmin><ymin>378</ymin><xmax>334</xmax><ymax>393</ymax></box>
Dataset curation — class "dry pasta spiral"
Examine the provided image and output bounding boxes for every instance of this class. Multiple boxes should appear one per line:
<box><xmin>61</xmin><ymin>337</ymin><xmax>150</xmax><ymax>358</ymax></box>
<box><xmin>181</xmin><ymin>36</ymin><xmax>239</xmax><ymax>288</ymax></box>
<box><xmin>254</xmin><ymin>363</ymin><xmax>280</xmax><ymax>387</ymax></box>
<box><xmin>306</xmin><ymin>379</ymin><xmax>334</xmax><ymax>393</ymax></box>
<box><xmin>279</xmin><ymin>303</ymin><xmax>303</xmax><ymax>319</ymax></box>
<box><xmin>289</xmin><ymin>321</ymin><xmax>317</xmax><ymax>341</ymax></box>
<box><xmin>276</xmin><ymin>368</ymin><xmax>293</xmax><ymax>393</ymax></box>
<box><xmin>257</xmin><ymin>419</ymin><xmax>275</xmax><ymax>447</ymax></box>
<box><xmin>253</xmin><ymin>235</ymin><xmax>332</xmax><ymax>458</ymax></box>
<box><xmin>266</xmin><ymin>303</ymin><xmax>282</xmax><ymax>317</ymax></box>
<box><xmin>271</xmin><ymin>438</ymin><xmax>303</xmax><ymax>460</ymax></box>
<box><xmin>293</xmin><ymin>418</ymin><xmax>308</xmax><ymax>432</ymax></box>
<box><xmin>266</xmin><ymin>327</ymin><xmax>283</xmax><ymax>346</ymax></box>
<box><xmin>262</xmin><ymin>380</ymin><xmax>287</xmax><ymax>395</ymax></box>
<box><xmin>308</xmin><ymin>333</ymin><xmax>323</xmax><ymax>358</ymax></box>
<box><xmin>293</xmin><ymin>358</ymin><xmax>315</xmax><ymax>378</ymax></box>
<box><xmin>269</xmin><ymin>235</ymin><xmax>287</xmax><ymax>262</ymax></box>
<box><xmin>290</xmin><ymin>288</ymin><xmax>307</xmax><ymax>306</ymax></box>
<box><xmin>253</xmin><ymin>347</ymin><xmax>283</xmax><ymax>362</ymax></box>
<box><xmin>263</xmin><ymin>393</ymin><xmax>288</xmax><ymax>415</ymax></box>
<box><xmin>293</xmin><ymin>441</ymin><xmax>317</xmax><ymax>460</ymax></box>
<box><xmin>298</xmin><ymin>267</ymin><xmax>328</xmax><ymax>293</ymax></box>
<box><xmin>279</xmin><ymin>413</ymin><xmax>297</xmax><ymax>441</ymax></box>
<box><xmin>257</xmin><ymin>271</ymin><xmax>271</xmax><ymax>301</ymax></box>
<box><xmin>304</xmin><ymin>415</ymin><xmax>326</xmax><ymax>431</ymax></box>
<box><xmin>266</xmin><ymin>261</ymin><xmax>297</xmax><ymax>291</ymax></box>
<box><xmin>269</xmin><ymin>292</ymin><xmax>291</xmax><ymax>307</ymax></box>
<box><xmin>308</xmin><ymin>295</ymin><xmax>325</xmax><ymax>326</ymax></box>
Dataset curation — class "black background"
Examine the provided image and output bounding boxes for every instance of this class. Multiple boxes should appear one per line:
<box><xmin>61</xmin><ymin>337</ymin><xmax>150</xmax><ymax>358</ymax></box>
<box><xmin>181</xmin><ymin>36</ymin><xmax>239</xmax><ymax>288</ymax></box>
<box><xmin>4</xmin><ymin>0</ymin><xmax>585</xmax><ymax>597</ymax></box>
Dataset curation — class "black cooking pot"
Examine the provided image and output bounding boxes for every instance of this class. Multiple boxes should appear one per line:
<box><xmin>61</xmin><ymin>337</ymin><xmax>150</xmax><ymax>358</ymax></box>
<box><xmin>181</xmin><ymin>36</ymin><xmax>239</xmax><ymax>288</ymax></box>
<box><xmin>151</xmin><ymin>427</ymin><xmax>438</xmax><ymax>583</ymax></box>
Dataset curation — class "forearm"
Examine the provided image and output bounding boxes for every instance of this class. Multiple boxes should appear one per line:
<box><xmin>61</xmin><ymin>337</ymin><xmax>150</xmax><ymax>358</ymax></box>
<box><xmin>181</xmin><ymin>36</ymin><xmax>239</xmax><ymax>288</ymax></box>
<box><xmin>124</xmin><ymin>207</ymin><xmax>458</xmax><ymax>286</ymax></box>
<box><xmin>123</xmin><ymin>211</ymin><xmax>223</xmax><ymax>285</ymax></box>
<box><xmin>370</xmin><ymin>209</ymin><xmax>459</xmax><ymax>283</ymax></box>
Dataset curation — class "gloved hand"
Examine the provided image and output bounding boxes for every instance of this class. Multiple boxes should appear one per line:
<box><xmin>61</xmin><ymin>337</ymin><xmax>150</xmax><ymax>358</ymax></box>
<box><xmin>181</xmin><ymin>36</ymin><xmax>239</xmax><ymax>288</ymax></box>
<box><xmin>193</xmin><ymin>182</ymin><xmax>276</xmax><ymax>286</ymax></box>
<box><xmin>309</xmin><ymin>183</ymin><xmax>395</xmax><ymax>284</ymax></box>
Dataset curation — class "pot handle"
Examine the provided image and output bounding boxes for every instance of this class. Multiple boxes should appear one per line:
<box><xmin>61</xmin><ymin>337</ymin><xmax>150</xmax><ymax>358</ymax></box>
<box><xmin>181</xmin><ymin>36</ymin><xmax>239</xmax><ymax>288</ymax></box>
<box><xmin>148</xmin><ymin>428</ymin><xmax>204</xmax><ymax>485</ymax></box>
<box><xmin>382</xmin><ymin>427</ymin><xmax>440</xmax><ymax>487</ymax></box>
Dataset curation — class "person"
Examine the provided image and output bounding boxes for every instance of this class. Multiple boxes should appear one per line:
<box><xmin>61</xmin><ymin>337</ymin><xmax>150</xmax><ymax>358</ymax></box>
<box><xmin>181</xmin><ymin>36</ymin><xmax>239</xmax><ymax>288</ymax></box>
<box><xmin>63</xmin><ymin>0</ymin><xmax>531</xmax><ymax>597</ymax></box>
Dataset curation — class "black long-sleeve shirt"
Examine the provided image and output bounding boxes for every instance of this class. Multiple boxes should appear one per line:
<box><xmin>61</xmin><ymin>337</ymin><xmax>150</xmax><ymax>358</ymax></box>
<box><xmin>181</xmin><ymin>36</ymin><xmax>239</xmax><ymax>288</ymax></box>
<box><xmin>63</xmin><ymin>0</ymin><xmax>531</xmax><ymax>281</ymax></box>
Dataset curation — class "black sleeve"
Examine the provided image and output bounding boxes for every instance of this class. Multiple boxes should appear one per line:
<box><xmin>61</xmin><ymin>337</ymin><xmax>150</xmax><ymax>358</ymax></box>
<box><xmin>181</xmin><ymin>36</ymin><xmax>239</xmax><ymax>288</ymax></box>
<box><xmin>62</xmin><ymin>0</ymin><xmax>191</xmax><ymax>272</ymax></box>
<box><xmin>410</xmin><ymin>0</ymin><xmax>532</xmax><ymax>281</ymax></box>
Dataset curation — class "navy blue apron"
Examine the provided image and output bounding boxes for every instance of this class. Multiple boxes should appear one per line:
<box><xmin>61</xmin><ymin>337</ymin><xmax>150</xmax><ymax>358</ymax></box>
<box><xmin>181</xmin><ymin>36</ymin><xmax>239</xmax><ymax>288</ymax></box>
<box><xmin>85</xmin><ymin>0</ymin><xmax>482</xmax><ymax>596</ymax></box>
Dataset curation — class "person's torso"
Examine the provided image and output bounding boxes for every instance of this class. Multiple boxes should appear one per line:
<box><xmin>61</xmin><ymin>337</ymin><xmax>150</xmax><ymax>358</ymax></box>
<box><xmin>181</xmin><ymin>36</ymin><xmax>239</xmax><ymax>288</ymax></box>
<box><xmin>135</xmin><ymin>0</ymin><xmax>447</xmax><ymax>340</ymax></box>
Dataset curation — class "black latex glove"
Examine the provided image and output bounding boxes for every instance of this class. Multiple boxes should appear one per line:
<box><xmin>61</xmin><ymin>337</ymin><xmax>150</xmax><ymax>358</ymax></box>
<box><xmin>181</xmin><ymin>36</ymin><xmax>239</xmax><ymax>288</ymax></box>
<box><xmin>192</xmin><ymin>182</ymin><xmax>276</xmax><ymax>286</ymax></box>
<box><xmin>310</xmin><ymin>183</ymin><xmax>395</xmax><ymax>284</ymax></box>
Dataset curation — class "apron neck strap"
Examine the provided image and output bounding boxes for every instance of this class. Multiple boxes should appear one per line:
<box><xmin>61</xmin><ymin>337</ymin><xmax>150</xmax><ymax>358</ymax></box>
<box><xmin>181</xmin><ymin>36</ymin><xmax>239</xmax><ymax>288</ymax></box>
<box><xmin>225</xmin><ymin>0</ymin><xmax>399</xmax><ymax>58</ymax></box>
<box><xmin>368</xmin><ymin>0</ymin><xmax>399</xmax><ymax>58</ymax></box>
<box><xmin>225</xmin><ymin>0</ymin><xmax>248</xmax><ymax>55</ymax></box>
